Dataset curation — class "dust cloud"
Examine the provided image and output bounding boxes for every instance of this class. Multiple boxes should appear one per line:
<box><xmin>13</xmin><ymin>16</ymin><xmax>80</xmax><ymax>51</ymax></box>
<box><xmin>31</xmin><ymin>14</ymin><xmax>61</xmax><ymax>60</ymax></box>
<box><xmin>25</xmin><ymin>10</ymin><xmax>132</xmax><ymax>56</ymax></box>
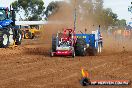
<box><xmin>40</xmin><ymin>0</ymin><xmax>132</xmax><ymax>54</ymax></box>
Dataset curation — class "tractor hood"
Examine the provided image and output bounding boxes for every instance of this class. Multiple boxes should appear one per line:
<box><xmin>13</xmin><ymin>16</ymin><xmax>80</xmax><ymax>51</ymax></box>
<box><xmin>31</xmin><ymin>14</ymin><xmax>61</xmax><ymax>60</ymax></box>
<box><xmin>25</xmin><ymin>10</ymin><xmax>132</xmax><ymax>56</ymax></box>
<box><xmin>0</xmin><ymin>19</ymin><xmax>13</xmax><ymax>27</ymax></box>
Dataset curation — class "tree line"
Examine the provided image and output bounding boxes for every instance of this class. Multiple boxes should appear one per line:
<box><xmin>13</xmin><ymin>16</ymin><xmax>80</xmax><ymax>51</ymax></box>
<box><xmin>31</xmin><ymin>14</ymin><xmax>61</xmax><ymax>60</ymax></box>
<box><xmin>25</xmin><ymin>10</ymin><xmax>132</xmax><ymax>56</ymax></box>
<box><xmin>12</xmin><ymin>0</ymin><xmax>126</xmax><ymax>28</ymax></box>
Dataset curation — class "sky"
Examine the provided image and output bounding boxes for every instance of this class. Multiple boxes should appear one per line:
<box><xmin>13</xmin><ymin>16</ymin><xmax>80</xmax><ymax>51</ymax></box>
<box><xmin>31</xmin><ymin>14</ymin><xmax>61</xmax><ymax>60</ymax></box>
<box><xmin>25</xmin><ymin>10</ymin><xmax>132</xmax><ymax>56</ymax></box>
<box><xmin>103</xmin><ymin>0</ymin><xmax>132</xmax><ymax>23</ymax></box>
<box><xmin>0</xmin><ymin>0</ymin><xmax>131</xmax><ymax>22</ymax></box>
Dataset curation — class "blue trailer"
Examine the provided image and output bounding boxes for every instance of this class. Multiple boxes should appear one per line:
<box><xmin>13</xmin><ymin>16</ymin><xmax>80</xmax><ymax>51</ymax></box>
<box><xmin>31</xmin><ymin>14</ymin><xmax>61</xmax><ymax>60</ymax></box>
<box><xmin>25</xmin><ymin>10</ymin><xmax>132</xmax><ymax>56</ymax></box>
<box><xmin>76</xmin><ymin>29</ymin><xmax>102</xmax><ymax>56</ymax></box>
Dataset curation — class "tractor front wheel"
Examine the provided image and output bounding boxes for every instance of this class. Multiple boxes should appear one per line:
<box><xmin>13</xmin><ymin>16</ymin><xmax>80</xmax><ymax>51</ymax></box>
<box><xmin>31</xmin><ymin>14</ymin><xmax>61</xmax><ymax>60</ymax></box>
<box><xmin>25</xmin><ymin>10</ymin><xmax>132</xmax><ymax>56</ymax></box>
<box><xmin>52</xmin><ymin>36</ymin><xmax>57</xmax><ymax>52</ymax></box>
<box><xmin>75</xmin><ymin>38</ymin><xmax>87</xmax><ymax>56</ymax></box>
<box><xmin>15</xmin><ymin>29</ymin><xmax>22</xmax><ymax>45</ymax></box>
<box><xmin>8</xmin><ymin>26</ymin><xmax>15</xmax><ymax>46</ymax></box>
<box><xmin>72</xmin><ymin>48</ymin><xmax>75</xmax><ymax>58</ymax></box>
<box><xmin>50</xmin><ymin>50</ymin><xmax>54</xmax><ymax>57</ymax></box>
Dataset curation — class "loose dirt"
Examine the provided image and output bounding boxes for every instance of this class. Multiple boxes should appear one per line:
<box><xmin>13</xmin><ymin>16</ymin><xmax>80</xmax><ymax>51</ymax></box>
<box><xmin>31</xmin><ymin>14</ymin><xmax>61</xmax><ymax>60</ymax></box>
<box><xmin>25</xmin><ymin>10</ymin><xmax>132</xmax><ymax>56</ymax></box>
<box><xmin>0</xmin><ymin>33</ymin><xmax>131</xmax><ymax>88</ymax></box>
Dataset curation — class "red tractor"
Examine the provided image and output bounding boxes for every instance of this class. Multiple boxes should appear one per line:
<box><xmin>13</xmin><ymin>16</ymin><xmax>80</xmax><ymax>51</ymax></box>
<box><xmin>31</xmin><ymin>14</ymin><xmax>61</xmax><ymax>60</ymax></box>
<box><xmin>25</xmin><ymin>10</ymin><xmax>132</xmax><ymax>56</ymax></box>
<box><xmin>50</xmin><ymin>28</ymin><xmax>87</xmax><ymax>58</ymax></box>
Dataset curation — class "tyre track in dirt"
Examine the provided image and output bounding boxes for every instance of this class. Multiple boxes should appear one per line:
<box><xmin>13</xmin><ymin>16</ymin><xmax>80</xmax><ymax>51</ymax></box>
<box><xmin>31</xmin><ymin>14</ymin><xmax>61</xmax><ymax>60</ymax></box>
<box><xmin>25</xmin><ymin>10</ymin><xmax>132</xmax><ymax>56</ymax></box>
<box><xmin>0</xmin><ymin>56</ymin><xmax>106</xmax><ymax>87</ymax></box>
<box><xmin>0</xmin><ymin>56</ymin><xmax>82</xmax><ymax>86</ymax></box>
<box><xmin>42</xmin><ymin>52</ymin><xmax>132</xmax><ymax>88</ymax></box>
<box><xmin>0</xmin><ymin>57</ymin><xmax>123</xmax><ymax>88</ymax></box>
<box><xmin>0</xmin><ymin>38</ymin><xmax>131</xmax><ymax>88</ymax></box>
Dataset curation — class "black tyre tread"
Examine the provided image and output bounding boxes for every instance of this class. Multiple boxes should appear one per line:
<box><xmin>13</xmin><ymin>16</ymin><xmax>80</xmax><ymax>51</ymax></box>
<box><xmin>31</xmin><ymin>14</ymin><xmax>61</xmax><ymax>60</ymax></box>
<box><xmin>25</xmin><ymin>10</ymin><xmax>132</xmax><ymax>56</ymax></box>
<box><xmin>72</xmin><ymin>49</ymin><xmax>75</xmax><ymax>58</ymax></box>
<box><xmin>52</xmin><ymin>36</ymin><xmax>56</xmax><ymax>52</ymax></box>
<box><xmin>15</xmin><ymin>29</ymin><xmax>22</xmax><ymax>45</ymax></box>
<box><xmin>28</xmin><ymin>32</ymin><xmax>32</xmax><ymax>39</ymax></box>
<box><xmin>75</xmin><ymin>38</ymin><xmax>87</xmax><ymax>56</ymax></box>
<box><xmin>0</xmin><ymin>29</ymin><xmax>9</xmax><ymax>48</ymax></box>
<box><xmin>24</xmin><ymin>31</ymin><xmax>32</xmax><ymax>39</ymax></box>
<box><xmin>7</xmin><ymin>26</ymin><xmax>15</xmax><ymax>45</ymax></box>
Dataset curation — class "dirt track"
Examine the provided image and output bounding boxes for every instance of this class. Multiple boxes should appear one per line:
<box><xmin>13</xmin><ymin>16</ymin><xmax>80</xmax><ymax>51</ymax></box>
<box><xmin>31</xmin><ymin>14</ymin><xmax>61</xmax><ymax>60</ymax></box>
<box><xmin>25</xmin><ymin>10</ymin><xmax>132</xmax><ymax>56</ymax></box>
<box><xmin>0</xmin><ymin>37</ymin><xmax>131</xmax><ymax>88</ymax></box>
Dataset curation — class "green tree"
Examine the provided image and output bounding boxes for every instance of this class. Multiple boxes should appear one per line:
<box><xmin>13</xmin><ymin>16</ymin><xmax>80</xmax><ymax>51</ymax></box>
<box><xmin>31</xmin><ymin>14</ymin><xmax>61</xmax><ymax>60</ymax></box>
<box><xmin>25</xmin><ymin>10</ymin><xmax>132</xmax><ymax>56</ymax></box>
<box><xmin>11</xmin><ymin>0</ymin><xmax>45</xmax><ymax>21</ymax></box>
<box><xmin>116</xmin><ymin>19</ymin><xmax>126</xmax><ymax>26</ymax></box>
<box><xmin>45</xmin><ymin>1</ymin><xmax>60</xmax><ymax>19</ymax></box>
<box><xmin>102</xmin><ymin>8</ymin><xmax>118</xmax><ymax>26</ymax></box>
<box><xmin>128</xmin><ymin>2</ymin><xmax>132</xmax><ymax>13</ymax></box>
<box><xmin>45</xmin><ymin>0</ymin><xmax>122</xmax><ymax>29</ymax></box>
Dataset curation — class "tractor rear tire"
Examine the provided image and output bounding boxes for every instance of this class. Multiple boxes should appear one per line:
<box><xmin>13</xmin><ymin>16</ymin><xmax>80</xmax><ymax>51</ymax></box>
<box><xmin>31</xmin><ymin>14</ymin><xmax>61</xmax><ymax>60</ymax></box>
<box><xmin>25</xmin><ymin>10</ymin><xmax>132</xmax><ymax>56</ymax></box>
<box><xmin>72</xmin><ymin>48</ymin><xmax>75</xmax><ymax>58</ymax></box>
<box><xmin>15</xmin><ymin>29</ymin><xmax>22</xmax><ymax>45</ymax></box>
<box><xmin>8</xmin><ymin>26</ymin><xmax>15</xmax><ymax>46</ymax></box>
<box><xmin>75</xmin><ymin>38</ymin><xmax>87</xmax><ymax>56</ymax></box>
<box><xmin>52</xmin><ymin>36</ymin><xmax>56</xmax><ymax>52</ymax></box>
<box><xmin>0</xmin><ymin>29</ymin><xmax>9</xmax><ymax>48</ymax></box>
